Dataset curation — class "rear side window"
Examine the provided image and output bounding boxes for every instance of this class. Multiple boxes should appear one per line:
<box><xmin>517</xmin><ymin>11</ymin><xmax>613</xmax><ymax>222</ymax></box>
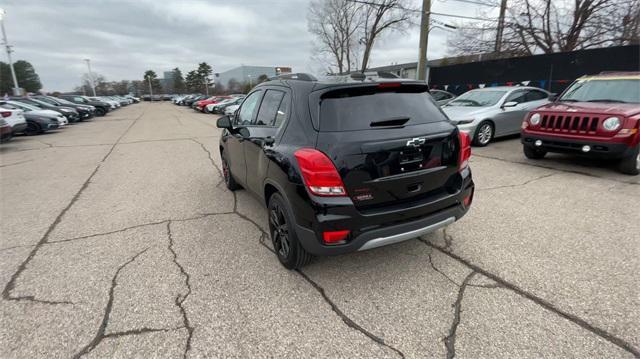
<box><xmin>254</xmin><ymin>90</ymin><xmax>285</xmax><ymax>126</ymax></box>
<box><xmin>319</xmin><ymin>89</ymin><xmax>446</xmax><ymax>132</ymax></box>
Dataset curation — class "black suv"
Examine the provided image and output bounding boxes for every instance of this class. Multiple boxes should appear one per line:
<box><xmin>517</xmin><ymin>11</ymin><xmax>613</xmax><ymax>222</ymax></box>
<box><xmin>59</xmin><ymin>95</ymin><xmax>111</xmax><ymax>116</ymax></box>
<box><xmin>216</xmin><ymin>74</ymin><xmax>474</xmax><ymax>269</ymax></box>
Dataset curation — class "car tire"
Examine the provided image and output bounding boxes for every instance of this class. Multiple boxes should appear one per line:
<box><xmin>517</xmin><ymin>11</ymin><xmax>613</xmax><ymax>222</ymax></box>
<box><xmin>473</xmin><ymin>121</ymin><xmax>494</xmax><ymax>146</ymax></box>
<box><xmin>203</xmin><ymin>107</ymin><xmax>210</xmax><ymax>114</ymax></box>
<box><xmin>268</xmin><ymin>193</ymin><xmax>312</xmax><ymax>269</ymax></box>
<box><xmin>25</xmin><ymin>121</ymin><xmax>41</xmax><ymax>136</ymax></box>
<box><xmin>618</xmin><ymin>145</ymin><xmax>640</xmax><ymax>176</ymax></box>
<box><xmin>222</xmin><ymin>155</ymin><xmax>241</xmax><ymax>191</ymax></box>
<box><xmin>95</xmin><ymin>107</ymin><xmax>106</xmax><ymax>117</ymax></box>
<box><xmin>523</xmin><ymin>145</ymin><xmax>547</xmax><ymax>159</ymax></box>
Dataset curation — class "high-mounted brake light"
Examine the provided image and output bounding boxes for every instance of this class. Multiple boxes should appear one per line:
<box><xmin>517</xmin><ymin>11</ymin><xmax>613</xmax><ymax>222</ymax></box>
<box><xmin>458</xmin><ymin>131</ymin><xmax>471</xmax><ymax>171</ymax></box>
<box><xmin>294</xmin><ymin>148</ymin><xmax>347</xmax><ymax>196</ymax></box>
<box><xmin>377</xmin><ymin>82</ymin><xmax>402</xmax><ymax>89</ymax></box>
<box><xmin>1</xmin><ymin>111</ymin><xmax>11</xmax><ymax>118</ymax></box>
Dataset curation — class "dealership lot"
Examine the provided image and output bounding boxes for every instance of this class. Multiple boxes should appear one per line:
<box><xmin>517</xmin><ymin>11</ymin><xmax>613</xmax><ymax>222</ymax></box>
<box><xmin>0</xmin><ymin>102</ymin><xmax>638</xmax><ymax>358</ymax></box>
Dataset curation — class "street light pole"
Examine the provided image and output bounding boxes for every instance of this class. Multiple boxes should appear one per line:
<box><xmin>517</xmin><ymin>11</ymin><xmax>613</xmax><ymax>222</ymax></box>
<box><xmin>0</xmin><ymin>8</ymin><xmax>20</xmax><ymax>96</ymax></box>
<box><xmin>147</xmin><ymin>75</ymin><xmax>153</xmax><ymax>97</ymax></box>
<box><xmin>83</xmin><ymin>58</ymin><xmax>97</xmax><ymax>96</ymax></box>
<box><xmin>416</xmin><ymin>0</ymin><xmax>431</xmax><ymax>81</ymax></box>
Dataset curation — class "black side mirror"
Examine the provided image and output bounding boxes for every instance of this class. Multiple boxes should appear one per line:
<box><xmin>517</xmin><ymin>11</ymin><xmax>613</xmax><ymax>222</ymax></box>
<box><xmin>216</xmin><ymin>115</ymin><xmax>232</xmax><ymax>129</ymax></box>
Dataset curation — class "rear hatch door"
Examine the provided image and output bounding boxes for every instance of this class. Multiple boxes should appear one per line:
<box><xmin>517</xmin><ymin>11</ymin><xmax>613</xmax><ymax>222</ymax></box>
<box><xmin>312</xmin><ymin>83</ymin><xmax>461</xmax><ymax>211</ymax></box>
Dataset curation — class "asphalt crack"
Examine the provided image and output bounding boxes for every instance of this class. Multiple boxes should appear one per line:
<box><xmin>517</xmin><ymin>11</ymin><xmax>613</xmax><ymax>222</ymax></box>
<box><xmin>296</xmin><ymin>270</ymin><xmax>406</xmax><ymax>358</ymax></box>
<box><xmin>422</xmin><ymin>236</ymin><xmax>640</xmax><ymax>357</ymax></box>
<box><xmin>103</xmin><ymin>326</ymin><xmax>185</xmax><ymax>338</ymax></box>
<box><xmin>473</xmin><ymin>153</ymin><xmax>640</xmax><ymax>186</ymax></box>
<box><xmin>227</xmin><ymin>191</ymin><xmax>406</xmax><ymax>358</ymax></box>
<box><xmin>2</xmin><ymin>110</ymin><xmax>143</xmax><ymax>305</ymax></box>
<box><xmin>444</xmin><ymin>271</ymin><xmax>475</xmax><ymax>359</ymax></box>
<box><xmin>476</xmin><ymin>173</ymin><xmax>556</xmax><ymax>191</ymax></box>
<box><xmin>72</xmin><ymin>247</ymin><xmax>150</xmax><ymax>358</ymax></box>
<box><xmin>0</xmin><ymin>159</ymin><xmax>34</xmax><ymax>168</ymax></box>
<box><xmin>166</xmin><ymin>221</ymin><xmax>194</xmax><ymax>359</ymax></box>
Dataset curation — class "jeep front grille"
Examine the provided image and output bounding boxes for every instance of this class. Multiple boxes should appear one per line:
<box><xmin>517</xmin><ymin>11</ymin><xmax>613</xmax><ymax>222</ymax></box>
<box><xmin>540</xmin><ymin>115</ymin><xmax>599</xmax><ymax>134</ymax></box>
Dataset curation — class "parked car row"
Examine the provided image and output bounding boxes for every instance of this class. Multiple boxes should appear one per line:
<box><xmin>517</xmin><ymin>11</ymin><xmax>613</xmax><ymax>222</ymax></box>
<box><xmin>142</xmin><ymin>94</ymin><xmax>174</xmax><ymax>101</ymax></box>
<box><xmin>0</xmin><ymin>94</ymin><xmax>138</xmax><ymax>143</ymax></box>
<box><xmin>172</xmin><ymin>94</ymin><xmax>246</xmax><ymax>114</ymax></box>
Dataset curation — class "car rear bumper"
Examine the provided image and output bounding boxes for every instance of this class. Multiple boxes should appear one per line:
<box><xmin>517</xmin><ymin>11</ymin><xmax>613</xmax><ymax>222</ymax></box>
<box><xmin>292</xmin><ymin>171</ymin><xmax>474</xmax><ymax>256</ymax></box>
<box><xmin>521</xmin><ymin>133</ymin><xmax>634</xmax><ymax>158</ymax></box>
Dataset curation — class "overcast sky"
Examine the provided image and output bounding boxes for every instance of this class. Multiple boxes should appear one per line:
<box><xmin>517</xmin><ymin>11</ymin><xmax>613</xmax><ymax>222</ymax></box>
<box><xmin>2</xmin><ymin>0</ymin><xmax>500</xmax><ymax>91</ymax></box>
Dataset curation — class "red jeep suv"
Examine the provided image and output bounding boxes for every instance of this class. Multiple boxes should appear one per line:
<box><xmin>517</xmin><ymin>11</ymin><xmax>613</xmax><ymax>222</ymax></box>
<box><xmin>521</xmin><ymin>72</ymin><xmax>640</xmax><ymax>175</ymax></box>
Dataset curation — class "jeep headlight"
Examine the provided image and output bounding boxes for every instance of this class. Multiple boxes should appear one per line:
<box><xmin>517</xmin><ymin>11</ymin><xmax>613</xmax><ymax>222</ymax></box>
<box><xmin>603</xmin><ymin>117</ymin><xmax>621</xmax><ymax>131</ymax></box>
<box><xmin>529</xmin><ymin>113</ymin><xmax>541</xmax><ymax>125</ymax></box>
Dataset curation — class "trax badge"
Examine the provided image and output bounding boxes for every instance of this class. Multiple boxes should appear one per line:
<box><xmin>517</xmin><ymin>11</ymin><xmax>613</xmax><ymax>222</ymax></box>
<box><xmin>406</xmin><ymin>137</ymin><xmax>426</xmax><ymax>147</ymax></box>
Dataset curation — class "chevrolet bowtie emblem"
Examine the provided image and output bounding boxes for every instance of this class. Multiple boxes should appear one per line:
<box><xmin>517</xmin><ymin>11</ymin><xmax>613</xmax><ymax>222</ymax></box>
<box><xmin>406</xmin><ymin>137</ymin><xmax>426</xmax><ymax>147</ymax></box>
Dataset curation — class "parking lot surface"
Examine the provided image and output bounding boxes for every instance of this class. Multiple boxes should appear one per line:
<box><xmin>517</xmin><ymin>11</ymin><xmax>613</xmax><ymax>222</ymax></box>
<box><xmin>1</xmin><ymin>102</ymin><xmax>638</xmax><ymax>358</ymax></box>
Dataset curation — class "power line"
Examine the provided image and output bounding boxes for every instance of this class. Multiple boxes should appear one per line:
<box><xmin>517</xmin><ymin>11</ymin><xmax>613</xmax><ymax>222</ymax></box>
<box><xmin>346</xmin><ymin>0</ymin><xmax>498</xmax><ymax>21</ymax></box>
<box><xmin>437</xmin><ymin>0</ymin><xmax>499</xmax><ymax>7</ymax></box>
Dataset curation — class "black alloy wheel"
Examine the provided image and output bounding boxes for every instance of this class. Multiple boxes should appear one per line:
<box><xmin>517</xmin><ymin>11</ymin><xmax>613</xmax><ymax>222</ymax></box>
<box><xmin>267</xmin><ymin>193</ymin><xmax>312</xmax><ymax>269</ymax></box>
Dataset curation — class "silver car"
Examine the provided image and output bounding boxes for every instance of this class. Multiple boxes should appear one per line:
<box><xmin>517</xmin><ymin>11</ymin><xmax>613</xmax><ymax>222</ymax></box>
<box><xmin>442</xmin><ymin>86</ymin><xmax>551</xmax><ymax>146</ymax></box>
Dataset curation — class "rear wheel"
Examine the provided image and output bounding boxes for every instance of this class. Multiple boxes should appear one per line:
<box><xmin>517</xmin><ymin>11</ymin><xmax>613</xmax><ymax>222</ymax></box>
<box><xmin>618</xmin><ymin>145</ymin><xmax>640</xmax><ymax>176</ymax></box>
<box><xmin>95</xmin><ymin>107</ymin><xmax>106</xmax><ymax>117</ymax></box>
<box><xmin>523</xmin><ymin>145</ymin><xmax>547</xmax><ymax>159</ymax></box>
<box><xmin>222</xmin><ymin>155</ymin><xmax>241</xmax><ymax>190</ymax></box>
<box><xmin>473</xmin><ymin>121</ymin><xmax>494</xmax><ymax>146</ymax></box>
<box><xmin>268</xmin><ymin>193</ymin><xmax>312</xmax><ymax>269</ymax></box>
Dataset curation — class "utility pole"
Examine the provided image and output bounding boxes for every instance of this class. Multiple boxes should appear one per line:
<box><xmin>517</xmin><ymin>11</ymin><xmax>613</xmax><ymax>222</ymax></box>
<box><xmin>416</xmin><ymin>0</ymin><xmax>431</xmax><ymax>81</ymax></box>
<box><xmin>147</xmin><ymin>75</ymin><xmax>153</xmax><ymax>97</ymax></box>
<box><xmin>0</xmin><ymin>8</ymin><xmax>20</xmax><ymax>96</ymax></box>
<box><xmin>494</xmin><ymin>0</ymin><xmax>507</xmax><ymax>53</ymax></box>
<box><xmin>83</xmin><ymin>58</ymin><xmax>97</xmax><ymax>96</ymax></box>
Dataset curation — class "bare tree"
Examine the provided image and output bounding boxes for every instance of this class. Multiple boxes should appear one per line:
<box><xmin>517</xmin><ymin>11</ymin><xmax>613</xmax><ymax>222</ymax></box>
<box><xmin>358</xmin><ymin>0</ymin><xmax>413</xmax><ymax>71</ymax></box>
<box><xmin>308</xmin><ymin>0</ymin><xmax>362</xmax><ymax>74</ymax></box>
<box><xmin>448</xmin><ymin>0</ymin><xmax>639</xmax><ymax>56</ymax></box>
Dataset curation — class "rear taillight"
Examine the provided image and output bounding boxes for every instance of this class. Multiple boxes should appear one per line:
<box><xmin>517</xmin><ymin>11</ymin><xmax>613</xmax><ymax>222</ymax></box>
<box><xmin>322</xmin><ymin>230</ymin><xmax>350</xmax><ymax>245</ymax></box>
<box><xmin>1</xmin><ymin>111</ymin><xmax>11</xmax><ymax>118</ymax></box>
<box><xmin>294</xmin><ymin>148</ymin><xmax>347</xmax><ymax>196</ymax></box>
<box><xmin>458</xmin><ymin>131</ymin><xmax>471</xmax><ymax>171</ymax></box>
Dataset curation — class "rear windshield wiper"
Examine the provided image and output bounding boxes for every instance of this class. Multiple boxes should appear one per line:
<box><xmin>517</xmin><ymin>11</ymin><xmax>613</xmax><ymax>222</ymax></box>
<box><xmin>586</xmin><ymin>99</ymin><xmax>627</xmax><ymax>103</ymax></box>
<box><xmin>370</xmin><ymin>117</ymin><xmax>410</xmax><ymax>127</ymax></box>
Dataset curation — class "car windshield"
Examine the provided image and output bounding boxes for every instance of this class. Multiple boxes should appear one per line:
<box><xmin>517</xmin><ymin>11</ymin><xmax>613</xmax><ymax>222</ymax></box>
<box><xmin>559</xmin><ymin>78</ymin><xmax>640</xmax><ymax>103</ymax></box>
<box><xmin>447</xmin><ymin>90</ymin><xmax>506</xmax><ymax>107</ymax></box>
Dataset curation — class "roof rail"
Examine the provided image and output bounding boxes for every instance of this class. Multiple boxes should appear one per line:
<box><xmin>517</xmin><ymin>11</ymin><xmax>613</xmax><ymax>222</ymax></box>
<box><xmin>269</xmin><ymin>73</ymin><xmax>318</xmax><ymax>82</ymax></box>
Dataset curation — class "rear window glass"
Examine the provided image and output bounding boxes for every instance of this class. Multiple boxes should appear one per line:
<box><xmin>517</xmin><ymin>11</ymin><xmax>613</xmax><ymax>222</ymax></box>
<box><xmin>319</xmin><ymin>90</ymin><xmax>445</xmax><ymax>132</ymax></box>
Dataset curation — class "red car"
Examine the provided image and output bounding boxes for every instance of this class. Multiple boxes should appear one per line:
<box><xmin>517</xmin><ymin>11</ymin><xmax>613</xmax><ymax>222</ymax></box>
<box><xmin>194</xmin><ymin>96</ymin><xmax>231</xmax><ymax>113</ymax></box>
<box><xmin>521</xmin><ymin>72</ymin><xmax>640</xmax><ymax>175</ymax></box>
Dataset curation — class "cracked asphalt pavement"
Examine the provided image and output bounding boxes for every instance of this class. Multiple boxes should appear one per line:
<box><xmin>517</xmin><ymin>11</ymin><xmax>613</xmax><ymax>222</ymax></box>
<box><xmin>1</xmin><ymin>102</ymin><xmax>638</xmax><ymax>358</ymax></box>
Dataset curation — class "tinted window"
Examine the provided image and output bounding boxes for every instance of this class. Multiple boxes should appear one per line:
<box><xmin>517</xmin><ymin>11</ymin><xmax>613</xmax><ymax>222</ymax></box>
<box><xmin>274</xmin><ymin>93</ymin><xmax>290</xmax><ymax>128</ymax></box>
<box><xmin>320</xmin><ymin>91</ymin><xmax>446</xmax><ymax>132</ymax></box>
<box><xmin>506</xmin><ymin>91</ymin><xmax>527</xmax><ymax>104</ymax></box>
<box><xmin>254</xmin><ymin>90</ymin><xmax>285</xmax><ymax>126</ymax></box>
<box><xmin>526</xmin><ymin>90</ymin><xmax>548</xmax><ymax>101</ymax></box>
<box><xmin>236</xmin><ymin>91</ymin><xmax>262</xmax><ymax>126</ymax></box>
